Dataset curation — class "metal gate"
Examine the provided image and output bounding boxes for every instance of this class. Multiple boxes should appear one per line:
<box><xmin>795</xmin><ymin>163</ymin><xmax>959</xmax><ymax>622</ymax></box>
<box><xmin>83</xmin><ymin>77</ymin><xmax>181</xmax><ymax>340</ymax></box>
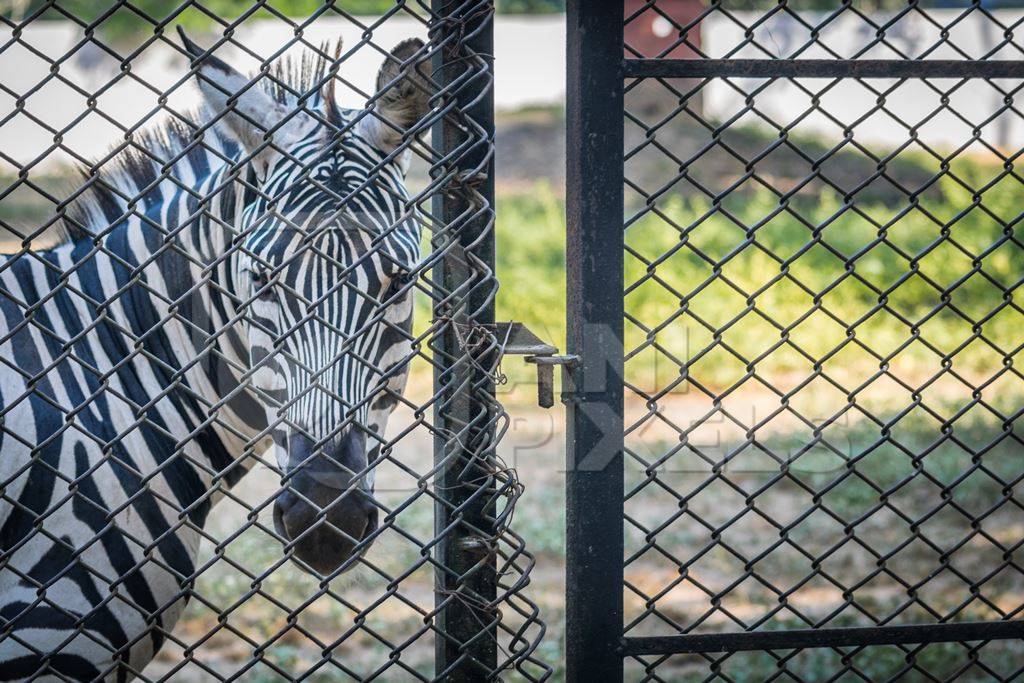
<box><xmin>566</xmin><ymin>2</ymin><xmax>1024</xmax><ymax>680</ymax></box>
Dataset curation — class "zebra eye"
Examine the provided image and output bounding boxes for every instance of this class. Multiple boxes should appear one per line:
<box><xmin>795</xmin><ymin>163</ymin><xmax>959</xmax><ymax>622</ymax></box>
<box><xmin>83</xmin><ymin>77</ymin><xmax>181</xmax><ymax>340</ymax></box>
<box><xmin>251</xmin><ymin>270</ymin><xmax>275</xmax><ymax>302</ymax></box>
<box><xmin>386</xmin><ymin>270</ymin><xmax>413</xmax><ymax>299</ymax></box>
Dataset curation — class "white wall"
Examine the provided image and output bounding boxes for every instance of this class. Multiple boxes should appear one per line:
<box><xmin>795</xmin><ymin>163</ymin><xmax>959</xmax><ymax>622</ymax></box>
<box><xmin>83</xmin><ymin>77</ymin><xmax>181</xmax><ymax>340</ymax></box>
<box><xmin>701</xmin><ymin>9</ymin><xmax>1024</xmax><ymax>150</ymax></box>
<box><xmin>0</xmin><ymin>16</ymin><xmax>567</xmax><ymax>171</ymax></box>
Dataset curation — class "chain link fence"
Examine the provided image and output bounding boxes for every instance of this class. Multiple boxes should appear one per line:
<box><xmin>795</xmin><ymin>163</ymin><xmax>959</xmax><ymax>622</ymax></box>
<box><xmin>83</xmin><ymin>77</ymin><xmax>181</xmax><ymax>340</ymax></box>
<box><xmin>0</xmin><ymin>1</ymin><xmax>549</xmax><ymax>680</ymax></box>
<box><xmin>615</xmin><ymin>1</ymin><xmax>1024</xmax><ymax>680</ymax></box>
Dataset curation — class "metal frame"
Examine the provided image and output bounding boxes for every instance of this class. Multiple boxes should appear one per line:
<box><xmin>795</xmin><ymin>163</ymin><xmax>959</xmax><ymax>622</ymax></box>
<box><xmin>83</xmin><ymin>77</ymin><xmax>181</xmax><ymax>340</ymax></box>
<box><xmin>431</xmin><ymin>1</ymin><xmax>500</xmax><ymax>679</ymax></box>
<box><xmin>624</xmin><ymin>59</ymin><xmax>1024</xmax><ymax>79</ymax></box>
<box><xmin>623</xmin><ymin>620</ymin><xmax>1024</xmax><ymax>656</ymax></box>
<box><xmin>565</xmin><ymin>2</ymin><xmax>625</xmax><ymax>681</ymax></box>
<box><xmin>564</xmin><ymin>3</ymin><xmax>1024</xmax><ymax>680</ymax></box>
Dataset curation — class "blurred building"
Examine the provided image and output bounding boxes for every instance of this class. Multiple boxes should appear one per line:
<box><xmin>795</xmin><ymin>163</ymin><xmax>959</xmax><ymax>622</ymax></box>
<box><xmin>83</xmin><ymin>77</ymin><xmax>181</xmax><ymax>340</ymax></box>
<box><xmin>624</xmin><ymin>0</ymin><xmax>704</xmax><ymax>59</ymax></box>
<box><xmin>625</xmin><ymin>0</ymin><xmax>706</xmax><ymax>117</ymax></box>
<box><xmin>701</xmin><ymin>8</ymin><xmax>1024</xmax><ymax>151</ymax></box>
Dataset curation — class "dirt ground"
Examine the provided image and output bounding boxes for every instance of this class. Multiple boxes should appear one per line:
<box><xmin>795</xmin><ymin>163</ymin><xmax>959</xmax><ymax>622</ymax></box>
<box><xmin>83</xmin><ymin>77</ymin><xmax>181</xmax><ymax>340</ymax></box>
<box><xmin>135</xmin><ymin>372</ymin><xmax>1024</xmax><ymax>681</ymax></box>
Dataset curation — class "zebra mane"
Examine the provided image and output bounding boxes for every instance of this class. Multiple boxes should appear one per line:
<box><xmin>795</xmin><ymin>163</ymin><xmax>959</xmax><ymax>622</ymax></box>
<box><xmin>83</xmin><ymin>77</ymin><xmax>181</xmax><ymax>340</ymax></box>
<box><xmin>264</xmin><ymin>41</ymin><xmax>342</xmax><ymax>115</ymax></box>
<box><xmin>60</xmin><ymin>41</ymin><xmax>344</xmax><ymax>246</ymax></box>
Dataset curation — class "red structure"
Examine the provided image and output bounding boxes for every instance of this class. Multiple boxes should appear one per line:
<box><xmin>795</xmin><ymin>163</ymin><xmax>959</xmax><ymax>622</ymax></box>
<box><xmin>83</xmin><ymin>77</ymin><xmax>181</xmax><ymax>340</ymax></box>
<box><xmin>625</xmin><ymin>0</ymin><xmax>704</xmax><ymax>58</ymax></box>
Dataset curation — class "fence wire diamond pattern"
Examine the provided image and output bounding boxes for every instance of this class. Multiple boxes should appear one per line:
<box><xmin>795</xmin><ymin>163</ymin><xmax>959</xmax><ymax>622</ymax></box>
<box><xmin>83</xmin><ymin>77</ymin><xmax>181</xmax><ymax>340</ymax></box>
<box><xmin>622</xmin><ymin>1</ymin><xmax>1024</xmax><ymax>680</ymax></box>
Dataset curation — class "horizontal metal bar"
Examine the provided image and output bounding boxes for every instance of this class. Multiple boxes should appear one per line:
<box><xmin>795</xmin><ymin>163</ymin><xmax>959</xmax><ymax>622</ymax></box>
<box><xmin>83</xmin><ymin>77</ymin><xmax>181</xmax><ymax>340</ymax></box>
<box><xmin>622</xmin><ymin>620</ymin><xmax>1024</xmax><ymax>656</ymax></box>
<box><xmin>624</xmin><ymin>58</ymin><xmax>1024</xmax><ymax>80</ymax></box>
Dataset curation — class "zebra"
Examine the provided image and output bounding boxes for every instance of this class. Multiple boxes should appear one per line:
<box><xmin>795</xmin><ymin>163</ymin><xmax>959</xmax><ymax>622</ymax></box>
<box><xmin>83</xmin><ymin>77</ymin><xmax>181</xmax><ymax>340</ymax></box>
<box><xmin>0</xmin><ymin>29</ymin><xmax>430</xmax><ymax>681</ymax></box>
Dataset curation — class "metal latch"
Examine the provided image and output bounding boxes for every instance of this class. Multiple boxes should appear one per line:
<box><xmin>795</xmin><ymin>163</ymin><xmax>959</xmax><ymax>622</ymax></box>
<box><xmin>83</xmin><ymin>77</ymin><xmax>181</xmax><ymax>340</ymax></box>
<box><xmin>493</xmin><ymin>322</ymin><xmax>578</xmax><ymax>409</ymax></box>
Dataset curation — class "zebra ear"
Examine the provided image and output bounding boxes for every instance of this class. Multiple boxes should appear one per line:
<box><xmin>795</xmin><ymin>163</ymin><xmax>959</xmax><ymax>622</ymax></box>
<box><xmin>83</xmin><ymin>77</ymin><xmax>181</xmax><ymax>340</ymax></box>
<box><xmin>178</xmin><ymin>27</ymin><xmax>301</xmax><ymax>165</ymax></box>
<box><xmin>362</xmin><ymin>38</ymin><xmax>430</xmax><ymax>153</ymax></box>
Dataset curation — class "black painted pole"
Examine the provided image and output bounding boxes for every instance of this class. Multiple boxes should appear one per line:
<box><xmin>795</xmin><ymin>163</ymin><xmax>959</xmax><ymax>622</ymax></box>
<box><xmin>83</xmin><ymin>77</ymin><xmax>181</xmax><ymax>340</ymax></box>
<box><xmin>430</xmin><ymin>1</ymin><xmax>498</xmax><ymax>681</ymax></box>
<box><xmin>565</xmin><ymin>2</ymin><xmax>625</xmax><ymax>682</ymax></box>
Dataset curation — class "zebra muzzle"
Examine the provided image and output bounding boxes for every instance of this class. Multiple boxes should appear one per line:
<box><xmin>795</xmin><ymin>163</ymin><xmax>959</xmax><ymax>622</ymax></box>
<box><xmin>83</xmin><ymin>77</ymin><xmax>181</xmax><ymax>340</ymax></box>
<box><xmin>272</xmin><ymin>431</ymin><xmax>379</xmax><ymax>575</ymax></box>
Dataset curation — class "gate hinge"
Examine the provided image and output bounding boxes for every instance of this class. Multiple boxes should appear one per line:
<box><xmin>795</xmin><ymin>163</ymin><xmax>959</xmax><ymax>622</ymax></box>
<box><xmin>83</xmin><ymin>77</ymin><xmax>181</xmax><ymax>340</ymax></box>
<box><xmin>493</xmin><ymin>322</ymin><xmax>579</xmax><ymax>409</ymax></box>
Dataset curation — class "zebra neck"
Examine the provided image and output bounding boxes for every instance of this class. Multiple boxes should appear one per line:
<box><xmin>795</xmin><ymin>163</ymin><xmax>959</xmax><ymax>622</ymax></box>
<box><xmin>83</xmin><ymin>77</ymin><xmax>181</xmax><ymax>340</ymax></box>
<box><xmin>49</xmin><ymin>165</ymin><xmax>265</xmax><ymax>488</ymax></box>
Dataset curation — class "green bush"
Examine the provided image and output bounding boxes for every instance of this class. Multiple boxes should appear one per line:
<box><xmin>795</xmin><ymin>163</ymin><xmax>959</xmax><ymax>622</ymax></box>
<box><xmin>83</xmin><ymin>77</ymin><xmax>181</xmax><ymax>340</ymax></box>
<box><xmin>470</xmin><ymin>158</ymin><xmax>1022</xmax><ymax>392</ymax></box>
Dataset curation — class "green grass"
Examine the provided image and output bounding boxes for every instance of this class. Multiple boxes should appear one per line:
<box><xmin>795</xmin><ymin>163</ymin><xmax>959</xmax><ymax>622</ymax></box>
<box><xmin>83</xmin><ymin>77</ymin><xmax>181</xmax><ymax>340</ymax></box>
<box><xmin>495</xmin><ymin>182</ymin><xmax>567</xmax><ymax>343</ymax></box>
<box><xmin>477</xmin><ymin>159</ymin><xmax>1024</xmax><ymax>395</ymax></box>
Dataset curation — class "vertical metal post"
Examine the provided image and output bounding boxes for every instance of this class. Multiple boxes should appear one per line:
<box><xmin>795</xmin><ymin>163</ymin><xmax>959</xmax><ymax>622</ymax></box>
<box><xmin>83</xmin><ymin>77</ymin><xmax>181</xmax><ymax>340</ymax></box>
<box><xmin>565</xmin><ymin>1</ymin><xmax>625</xmax><ymax>682</ymax></box>
<box><xmin>430</xmin><ymin>1</ymin><xmax>497</xmax><ymax>681</ymax></box>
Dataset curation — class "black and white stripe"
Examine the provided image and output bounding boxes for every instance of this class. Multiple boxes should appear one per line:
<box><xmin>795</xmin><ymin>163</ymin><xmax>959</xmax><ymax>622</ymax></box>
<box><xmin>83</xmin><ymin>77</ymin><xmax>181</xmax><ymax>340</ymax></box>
<box><xmin>0</xmin><ymin>34</ymin><xmax>429</xmax><ymax>681</ymax></box>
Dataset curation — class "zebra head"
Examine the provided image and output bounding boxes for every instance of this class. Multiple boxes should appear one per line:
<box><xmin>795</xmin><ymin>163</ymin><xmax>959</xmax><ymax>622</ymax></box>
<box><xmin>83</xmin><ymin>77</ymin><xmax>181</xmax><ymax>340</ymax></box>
<box><xmin>182</xmin><ymin>33</ymin><xmax>430</xmax><ymax>576</ymax></box>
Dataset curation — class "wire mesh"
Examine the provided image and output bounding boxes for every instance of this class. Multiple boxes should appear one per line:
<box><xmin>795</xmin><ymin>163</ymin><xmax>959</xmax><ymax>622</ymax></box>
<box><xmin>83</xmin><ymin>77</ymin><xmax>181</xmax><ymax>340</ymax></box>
<box><xmin>0</xmin><ymin>1</ymin><xmax>548</xmax><ymax>680</ymax></box>
<box><xmin>622</xmin><ymin>1</ymin><xmax>1024</xmax><ymax>680</ymax></box>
